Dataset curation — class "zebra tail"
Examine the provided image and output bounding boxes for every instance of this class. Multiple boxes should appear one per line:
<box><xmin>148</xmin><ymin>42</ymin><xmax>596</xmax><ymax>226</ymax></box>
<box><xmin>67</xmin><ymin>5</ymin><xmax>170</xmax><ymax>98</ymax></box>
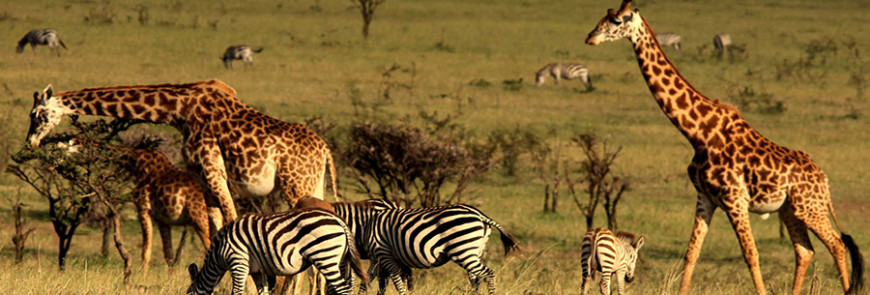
<box><xmin>253</xmin><ymin>47</ymin><xmax>264</xmax><ymax>53</ymax></box>
<box><xmin>480</xmin><ymin>216</ymin><xmax>519</xmax><ymax>256</ymax></box>
<box><xmin>59</xmin><ymin>38</ymin><xmax>67</xmax><ymax>49</ymax></box>
<box><xmin>344</xmin><ymin>226</ymin><xmax>369</xmax><ymax>284</ymax></box>
<box><xmin>16</xmin><ymin>36</ymin><xmax>28</xmax><ymax>53</ymax></box>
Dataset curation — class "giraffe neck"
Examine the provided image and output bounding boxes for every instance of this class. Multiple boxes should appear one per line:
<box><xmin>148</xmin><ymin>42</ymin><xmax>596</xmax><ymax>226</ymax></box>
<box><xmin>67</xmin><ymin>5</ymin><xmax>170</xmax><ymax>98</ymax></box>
<box><xmin>629</xmin><ymin>16</ymin><xmax>728</xmax><ymax>148</ymax></box>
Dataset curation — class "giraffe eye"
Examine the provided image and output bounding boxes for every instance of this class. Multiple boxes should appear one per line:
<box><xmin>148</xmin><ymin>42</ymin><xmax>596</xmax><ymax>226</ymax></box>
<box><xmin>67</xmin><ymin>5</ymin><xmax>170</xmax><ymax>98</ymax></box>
<box><xmin>608</xmin><ymin>17</ymin><xmax>622</xmax><ymax>25</ymax></box>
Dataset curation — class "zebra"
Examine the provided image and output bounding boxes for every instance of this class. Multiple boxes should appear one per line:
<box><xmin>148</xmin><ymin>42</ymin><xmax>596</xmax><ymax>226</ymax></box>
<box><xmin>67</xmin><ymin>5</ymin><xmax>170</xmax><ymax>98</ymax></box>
<box><xmin>713</xmin><ymin>33</ymin><xmax>732</xmax><ymax>59</ymax></box>
<box><xmin>186</xmin><ymin>208</ymin><xmax>368</xmax><ymax>295</ymax></box>
<box><xmin>656</xmin><ymin>32</ymin><xmax>681</xmax><ymax>51</ymax></box>
<box><xmin>221</xmin><ymin>45</ymin><xmax>263</xmax><ymax>69</ymax></box>
<box><xmin>16</xmin><ymin>29</ymin><xmax>67</xmax><ymax>57</ymax></box>
<box><xmin>579</xmin><ymin>228</ymin><xmax>645</xmax><ymax>295</ymax></box>
<box><xmin>358</xmin><ymin>204</ymin><xmax>519</xmax><ymax>295</ymax></box>
<box><xmin>331</xmin><ymin>199</ymin><xmax>413</xmax><ymax>292</ymax></box>
<box><xmin>535</xmin><ymin>63</ymin><xmax>593</xmax><ymax>89</ymax></box>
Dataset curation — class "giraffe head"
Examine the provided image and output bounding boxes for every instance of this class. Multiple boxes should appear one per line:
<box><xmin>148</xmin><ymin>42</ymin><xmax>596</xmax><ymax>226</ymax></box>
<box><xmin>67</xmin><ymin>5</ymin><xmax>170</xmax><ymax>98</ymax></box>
<box><xmin>26</xmin><ymin>84</ymin><xmax>70</xmax><ymax>148</ymax></box>
<box><xmin>585</xmin><ymin>0</ymin><xmax>642</xmax><ymax>46</ymax></box>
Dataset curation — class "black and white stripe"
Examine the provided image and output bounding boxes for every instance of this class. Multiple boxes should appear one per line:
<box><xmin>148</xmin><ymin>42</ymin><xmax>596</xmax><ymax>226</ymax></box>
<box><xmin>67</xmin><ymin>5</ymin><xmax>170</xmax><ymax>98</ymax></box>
<box><xmin>221</xmin><ymin>45</ymin><xmax>263</xmax><ymax>69</ymax></box>
<box><xmin>579</xmin><ymin>228</ymin><xmax>645</xmax><ymax>295</ymax></box>
<box><xmin>186</xmin><ymin>208</ymin><xmax>367</xmax><ymax>295</ymax></box>
<box><xmin>359</xmin><ymin>204</ymin><xmax>519</xmax><ymax>295</ymax></box>
<box><xmin>16</xmin><ymin>29</ymin><xmax>67</xmax><ymax>57</ymax></box>
<box><xmin>535</xmin><ymin>63</ymin><xmax>593</xmax><ymax>88</ymax></box>
<box><xmin>656</xmin><ymin>32</ymin><xmax>682</xmax><ymax>51</ymax></box>
<box><xmin>713</xmin><ymin>33</ymin><xmax>732</xmax><ymax>58</ymax></box>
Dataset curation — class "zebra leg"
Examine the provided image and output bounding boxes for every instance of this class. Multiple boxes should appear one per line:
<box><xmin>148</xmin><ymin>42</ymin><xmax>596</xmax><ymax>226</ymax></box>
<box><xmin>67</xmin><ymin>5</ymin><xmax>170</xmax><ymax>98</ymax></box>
<box><xmin>451</xmin><ymin>254</ymin><xmax>496</xmax><ymax>295</ymax></box>
<box><xmin>598</xmin><ymin>272</ymin><xmax>612</xmax><ymax>295</ymax></box>
<box><xmin>251</xmin><ymin>272</ymin><xmax>270</xmax><ymax>295</ymax></box>
<box><xmin>615</xmin><ymin>271</ymin><xmax>627</xmax><ymax>295</ymax></box>
<box><xmin>376</xmin><ymin>265</ymin><xmax>390</xmax><ymax>295</ymax></box>
<box><xmin>229</xmin><ymin>260</ymin><xmax>252</xmax><ymax>295</ymax></box>
<box><xmin>378</xmin><ymin>258</ymin><xmax>409</xmax><ymax>295</ymax></box>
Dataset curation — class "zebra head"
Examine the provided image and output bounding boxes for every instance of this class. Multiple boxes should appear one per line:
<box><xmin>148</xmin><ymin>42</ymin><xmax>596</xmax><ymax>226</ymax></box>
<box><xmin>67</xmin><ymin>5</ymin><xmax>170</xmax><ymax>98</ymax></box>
<box><xmin>27</xmin><ymin>84</ymin><xmax>70</xmax><ymax>148</ymax></box>
<box><xmin>187</xmin><ymin>263</ymin><xmax>216</xmax><ymax>295</ymax></box>
<box><xmin>585</xmin><ymin>0</ymin><xmax>641</xmax><ymax>46</ymax></box>
<box><xmin>624</xmin><ymin>235</ymin><xmax>645</xmax><ymax>283</ymax></box>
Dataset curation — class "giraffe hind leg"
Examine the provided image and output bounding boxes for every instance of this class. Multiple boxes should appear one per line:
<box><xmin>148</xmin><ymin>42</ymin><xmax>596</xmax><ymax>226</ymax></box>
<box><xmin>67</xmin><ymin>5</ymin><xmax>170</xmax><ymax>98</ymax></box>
<box><xmin>799</xmin><ymin>206</ymin><xmax>852</xmax><ymax>292</ymax></box>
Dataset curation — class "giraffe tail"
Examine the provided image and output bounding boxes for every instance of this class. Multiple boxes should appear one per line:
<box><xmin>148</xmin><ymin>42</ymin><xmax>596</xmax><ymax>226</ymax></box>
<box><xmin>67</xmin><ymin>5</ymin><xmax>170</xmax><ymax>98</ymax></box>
<box><xmin>326</xmin><ymin>150</ymin><xmax>339</xmax><ymax>202</ymax></box>
<box><xmin>828</xmin><ymin>202</ymin><xmax>864</xmax><ymax>293</ymax></box>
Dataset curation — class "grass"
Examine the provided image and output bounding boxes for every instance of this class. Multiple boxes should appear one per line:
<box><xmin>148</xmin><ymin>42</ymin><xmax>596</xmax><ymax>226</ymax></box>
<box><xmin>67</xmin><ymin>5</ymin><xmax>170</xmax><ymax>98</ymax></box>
<box><xmin>0</xmin><ymin>0</ymin><xmax>868</xmax><ymax>294</ymax></box>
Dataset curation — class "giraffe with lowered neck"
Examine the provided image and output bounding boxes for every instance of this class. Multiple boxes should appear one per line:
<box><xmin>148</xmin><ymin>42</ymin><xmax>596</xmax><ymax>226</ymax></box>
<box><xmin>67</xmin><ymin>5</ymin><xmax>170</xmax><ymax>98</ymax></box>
<box><xmin>584</xmin><ymin>1</ymin><xmax>864</xmax><ymax>294</ymax></box>
<box><xmin>26</xmin><ymin>80</ymin><xmax>339</xmax><ymax>223</ymax></box>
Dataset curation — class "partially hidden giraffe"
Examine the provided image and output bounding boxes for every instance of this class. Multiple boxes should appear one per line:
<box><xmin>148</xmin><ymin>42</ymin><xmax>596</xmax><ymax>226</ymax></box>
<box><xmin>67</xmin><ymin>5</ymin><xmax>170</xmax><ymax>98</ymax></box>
<box><xmin>25</xmin><ymin>80</ymin><xmax>340</xmax><ymax>224</ymax></box>
<box><xmin>120</xmin><ymin>145</ymin><xmax>223</xmax><ymax>274</ymax></box>
<box><xmin>584</xmin><ymin>1</ymin><xmax>864</xmax><ymax>294</ymax></box>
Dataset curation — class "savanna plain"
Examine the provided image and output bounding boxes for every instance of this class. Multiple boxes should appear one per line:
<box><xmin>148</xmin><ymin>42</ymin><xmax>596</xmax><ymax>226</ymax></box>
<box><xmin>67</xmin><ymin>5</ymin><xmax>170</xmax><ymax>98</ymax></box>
<box><xmin>0</xmin><ymin>0</ymin><xmax>867</xmax><ymax>294</ymax></box>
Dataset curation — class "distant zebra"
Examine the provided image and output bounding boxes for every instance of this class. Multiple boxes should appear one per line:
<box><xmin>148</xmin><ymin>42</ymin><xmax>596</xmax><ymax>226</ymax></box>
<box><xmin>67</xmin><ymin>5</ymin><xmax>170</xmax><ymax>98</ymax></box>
<box><xmin>221</xmin><ymin>45</ymin><xmax>263</xmax><ymax>69</ymax></box>
<box><xmin>535</xmin><ymin>63</ymin><xmax>593</xmax><ymax>89</ymax></box>
<box><xmin>656</xmin><ymin>32</ymin><xmax>682</xmax><ymax>50</ymax></box>
<box><xmin>713</xmin><ymin>33</ymin><xmax>732</xmax><ymax>59</ymax></box>
<box><xmin>331</xmin><ymin>199</ymin><xmax>413</xmax><ymax>292</ymax></box>
<box><xmin>359</xmin><ymin>204</ymin><xmax>519</xmax><ymax>295</ymax></box>
<box><xmin>186</xmin><ymin>208</ymin><xmax>367</xmax><ymax>295</ymax></box>
<box><xmin>579</xmin><ymin>228</ymin><xmax>645</xmax><ymax>295</ymax></box>
<box><xmin>16</xmin><ymin>29</ymin><xmax>67</xmax><ymax>57</ymax></box>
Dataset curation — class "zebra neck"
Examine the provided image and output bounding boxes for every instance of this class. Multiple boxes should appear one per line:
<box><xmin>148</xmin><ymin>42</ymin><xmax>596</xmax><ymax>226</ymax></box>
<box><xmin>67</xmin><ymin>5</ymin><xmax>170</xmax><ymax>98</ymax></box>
<box><xmin>629</xmin><ymin>16</ymin><xmax>726</xmax><ymax>148</ymax></box>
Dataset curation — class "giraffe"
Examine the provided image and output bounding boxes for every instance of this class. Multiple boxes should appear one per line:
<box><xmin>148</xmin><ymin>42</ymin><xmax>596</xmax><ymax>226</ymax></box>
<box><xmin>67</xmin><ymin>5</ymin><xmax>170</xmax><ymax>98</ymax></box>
<box><xmin>120</xmin><ymin>145</ymin><xmax>223</xmax><ymax>274</ymax></box>
<box><xmin>25</xmin><ymin>80</ymin><xmax>340</xmax><ymax>224</ymax></box>
<box><xmin>583</xmin><ymin>1</ymin><xmax>864</xmax><ymax>294</ymax></box>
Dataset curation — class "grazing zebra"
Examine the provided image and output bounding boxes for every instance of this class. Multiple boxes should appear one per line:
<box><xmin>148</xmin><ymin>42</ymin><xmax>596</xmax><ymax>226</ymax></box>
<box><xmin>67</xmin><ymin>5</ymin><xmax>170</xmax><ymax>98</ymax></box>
<box><xmin>186</xmin><ymin>208</ymin><xmax>368</xmax><ymax>295</ymax></box>
<box><xmin>713</xmin><ymin>33</ymin><xmax>732</xmax><ymax>59</ymax></box>
<box><xmin>359</xmin><ymin>204</ymin><xmax>519</xmax><ymax>295</ymax></box>
<box><xmin>656</xmin><ymin>32</ymin><xmax>681</xmax><ymax>50</ymax></box>
<box><xmin>535</xmin><ymin>63</ymin><xmax>593</xmax><ymax>89</ymax></box>
<box><xmin>579</xmin><ymin>228</ymin><xmax>645</xmax><ymax>295</ymax></box>
<box><xmin>16</xmin><ymin>29</ymin><xmax>67</xmax><ymax>57</ymax></box>
<box><xmin>331</xmin><ymin>199</ymin><xmax>413</xmax><ymax>292</ymax></box>
<box><xmin>221</xmin><ymin>45</ymin><xmax>263</xmax><ymax>69</ymax></box>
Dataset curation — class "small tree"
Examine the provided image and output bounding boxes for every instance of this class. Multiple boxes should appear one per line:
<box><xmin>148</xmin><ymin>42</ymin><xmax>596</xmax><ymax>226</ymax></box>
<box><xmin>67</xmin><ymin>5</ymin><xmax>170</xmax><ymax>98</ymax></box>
<box><xmin>7</xmin><ymin>118</ymin><xmax>138</xmax><ymax>278</ymax></box>
<box><xmin>343</xmin><ymin>122</ymin><xmax>490</xmax><ymax>208</ymax></box>
<box><xmin>7</xmin><ymin>188</ymin><xmax>36</xmax><ymax>264</ymax></box>
<box><xmin>565</xmin><ymin>133</ymin><xmax>630</xmax><ymax>230</ymax></box>
<box><xmin>352</xmin><ymin>0</ymin><xmax>386</xmax><ymax>39</ymax></box>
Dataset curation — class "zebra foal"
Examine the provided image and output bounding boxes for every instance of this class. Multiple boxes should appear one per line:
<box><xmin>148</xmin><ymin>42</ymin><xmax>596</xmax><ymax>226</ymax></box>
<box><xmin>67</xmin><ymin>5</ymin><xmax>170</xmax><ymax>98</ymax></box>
<box><xmin>580</xmin><ymin>228</ymin><xmax>645</xmax><ymax>295</ymax></box>
<box><xmin>535</xmin><ymin>63</ymin><xmax>593</xmax><ymax>89</ymax></box>
<box><xmin>16</xmin><ymin>29</ymin><xmax>67</xmax><ymax>57</ymax></box>
<box><xmin>186</xmin><ymin>208</ymin><xmax>368</xmax><ymax>295</ymax></box>
<box><xmin>359</xmin><ymin>204</ymin><xmax>519</xmax><ymax>295</ymax></box>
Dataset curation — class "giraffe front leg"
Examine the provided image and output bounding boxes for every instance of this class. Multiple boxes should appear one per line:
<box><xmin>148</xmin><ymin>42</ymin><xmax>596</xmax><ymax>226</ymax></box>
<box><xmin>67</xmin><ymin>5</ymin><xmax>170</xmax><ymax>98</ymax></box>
<box><xmin>136</xmin><ymin>188</ymin><xmax>153</xmax><ymax>274</ymax></box>
<box><xmin>678</xmin><ymin>195</ymin><xmax>716</xmax><ymax>295</ymax></box>
<box><xmin>197</xmin><ymin>145</ymin><xmax>239</xmax><ymax>222</ymax></box>
<box><xmin>724</xmin><ymin>200</ymin><xmax>766</xmax><ymax>295</ymax></box>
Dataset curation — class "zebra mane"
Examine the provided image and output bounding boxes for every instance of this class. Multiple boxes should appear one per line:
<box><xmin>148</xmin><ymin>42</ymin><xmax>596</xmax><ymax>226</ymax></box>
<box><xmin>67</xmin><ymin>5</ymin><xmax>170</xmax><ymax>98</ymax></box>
<box><xmin>614</xmin><ymin>230</ymin><xmax>637</xmax><ymax>245</ymax></box>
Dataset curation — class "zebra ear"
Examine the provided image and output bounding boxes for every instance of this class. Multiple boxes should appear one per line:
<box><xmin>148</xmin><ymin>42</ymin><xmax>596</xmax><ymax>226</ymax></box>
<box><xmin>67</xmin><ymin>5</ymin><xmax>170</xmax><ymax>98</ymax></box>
<box><xmin>188</xmin><ymin>263</ymin><xmax>199</xmax><ymax>281</ymax></box>
<box><xmin>633</xmin><ymin>235</ymin><xmax>645</xmax><ymax>250</ymax></box>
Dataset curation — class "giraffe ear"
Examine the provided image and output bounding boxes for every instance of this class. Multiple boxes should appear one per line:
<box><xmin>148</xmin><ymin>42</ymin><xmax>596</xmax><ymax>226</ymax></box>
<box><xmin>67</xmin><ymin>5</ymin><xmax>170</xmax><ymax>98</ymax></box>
<box><xmin>188</xmin><ymin>263</ymin><xmax>199</xmax><ymax>281</ymax></box>
<box><xmin>40</xmin><ymin>84</ymin><xmax>53</xmax><ymax>106</ymax></box>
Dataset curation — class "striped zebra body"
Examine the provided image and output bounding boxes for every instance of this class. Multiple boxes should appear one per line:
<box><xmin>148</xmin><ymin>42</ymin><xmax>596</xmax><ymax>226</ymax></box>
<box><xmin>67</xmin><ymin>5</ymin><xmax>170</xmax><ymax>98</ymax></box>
<box><xmin>17</xmin><ymin>29</ymin><xmax>67</xmax><ymax>57</ymax></box>
<box><xmin>579</xmin><ymin>228</ymin><xmax>645</xmax><ymax>295</ymax></box>
<box><xmin>535</xmin><ymin>63</ymin><xmax>593</xmax><ymax>88</ymax></box>
<box><xmin>656</xmin><ymin>32</ymin><xmax>682</xmax><ymax>50</ymax></box>
<box><xmin>221</xmin><ymin>45</ymin><xmax>263</xmax><ymax>69</ymax></box>
<box><xmin>186</xmin><ymin>208</ymin><xmax>367</xmax><ymax>295</ymax></box>
<box><xmin>360</xmin><ymin>204</ymin><xmax>518</xmax><ymax>295</ymax></box>
<box><xmin>713</xmin><ymin>33</ymin><xmax>732</xmax><ymax>59</ymax></box>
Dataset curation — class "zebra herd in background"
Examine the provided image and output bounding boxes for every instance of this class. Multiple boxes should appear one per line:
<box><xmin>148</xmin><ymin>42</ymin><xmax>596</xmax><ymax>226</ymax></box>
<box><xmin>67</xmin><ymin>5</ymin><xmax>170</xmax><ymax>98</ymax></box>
<box><xmin>539</xmin><ymin>32</ymin><xmax>735</xmax><ymax>92</ymax></box>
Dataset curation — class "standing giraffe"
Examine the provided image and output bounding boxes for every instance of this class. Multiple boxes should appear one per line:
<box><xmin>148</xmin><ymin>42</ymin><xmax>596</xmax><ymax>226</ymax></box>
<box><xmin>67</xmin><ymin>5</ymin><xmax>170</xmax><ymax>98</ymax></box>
<box><xmin>25</xmin><ymin>80</ymin><xmax>339</xmax><ymax>224</ymax></box>
<box><xmin>584</xmin><ymin>1</ymin><xmax>863</xmax><ymax>294</ymax></box>
<box><xmin>121</xmin><ymin>145</ymin><xmax>223</xmax><ymax>274</ymax></box>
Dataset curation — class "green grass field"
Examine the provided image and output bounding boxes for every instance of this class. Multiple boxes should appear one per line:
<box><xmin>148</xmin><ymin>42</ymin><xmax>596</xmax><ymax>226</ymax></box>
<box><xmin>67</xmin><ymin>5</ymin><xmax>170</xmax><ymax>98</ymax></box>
<box><xmin>0</xmin><ymin>0</ymin><xmax>868</xmax><ymax>294</ymax></box>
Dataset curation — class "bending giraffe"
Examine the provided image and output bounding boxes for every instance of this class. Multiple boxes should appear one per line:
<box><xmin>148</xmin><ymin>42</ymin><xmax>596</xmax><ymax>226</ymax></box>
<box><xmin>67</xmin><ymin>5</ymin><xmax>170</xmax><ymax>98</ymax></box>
<box><xmin>584</xmin><ymin>1</ymin><xmax>864</xmax><ymax>295</ymax></box>
<box><xmin>25</xmin><ymin>80</ymin><xmax>340</xmax><ymax>224</ymax></box>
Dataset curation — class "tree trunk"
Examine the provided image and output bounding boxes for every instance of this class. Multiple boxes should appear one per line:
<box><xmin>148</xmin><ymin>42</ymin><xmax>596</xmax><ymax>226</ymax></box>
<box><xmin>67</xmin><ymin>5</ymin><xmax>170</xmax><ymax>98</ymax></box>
<box><xmin>543</xmin><ymin>183</ymin><xmax>550</xmax><ymax>212</ymax></box>
<box><xmin>101</xmin><ymin>219</ymin><xmax>112</xmax><ymax>258</ymax></box>
<box><xmin>58</xmin><ymin>234</ymin><xmax>73</xmax><ymax>271</ymax></box>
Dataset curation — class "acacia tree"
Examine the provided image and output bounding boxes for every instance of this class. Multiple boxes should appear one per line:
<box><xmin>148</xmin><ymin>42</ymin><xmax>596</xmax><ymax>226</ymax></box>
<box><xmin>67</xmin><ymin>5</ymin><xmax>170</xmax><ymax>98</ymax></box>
<box><xmin>565</xmin><ymin>133</ymin><xmax>630</xmax><ymax>231</ymax></box>
<box><xmin>7</xmin><ymin>118</ymin><xmax>138</xmax><ymax>278</ymax></box>
<box><xmin>352</xmin><ymin>0</ymin><xmax>386</xmax><ymax>38</ymax></box>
